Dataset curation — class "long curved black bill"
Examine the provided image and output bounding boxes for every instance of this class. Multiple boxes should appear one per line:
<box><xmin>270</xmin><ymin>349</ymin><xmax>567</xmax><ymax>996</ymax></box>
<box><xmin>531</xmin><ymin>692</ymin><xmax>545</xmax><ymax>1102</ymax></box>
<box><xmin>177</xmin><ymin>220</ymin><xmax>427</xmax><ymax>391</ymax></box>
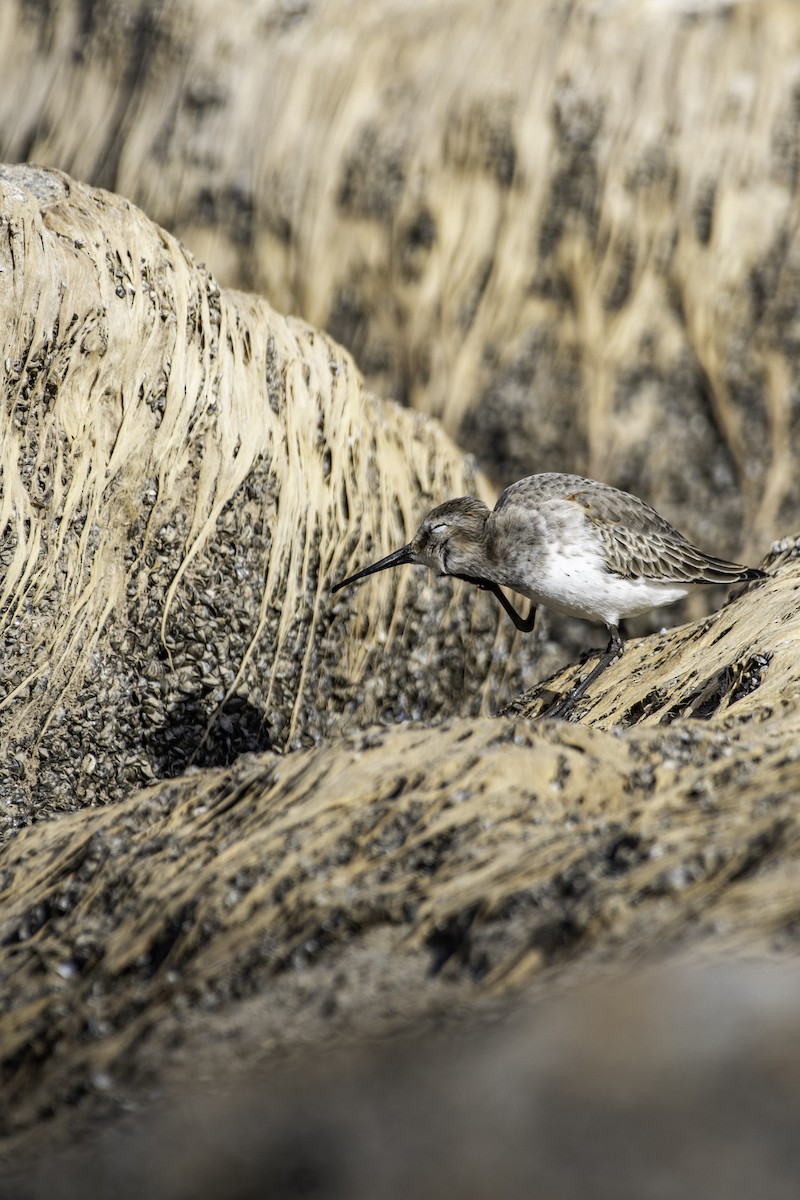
<box><xmin>331</xmin><ymin>545</ymin><xmax>415</xmax><ymax>593</ymax></box>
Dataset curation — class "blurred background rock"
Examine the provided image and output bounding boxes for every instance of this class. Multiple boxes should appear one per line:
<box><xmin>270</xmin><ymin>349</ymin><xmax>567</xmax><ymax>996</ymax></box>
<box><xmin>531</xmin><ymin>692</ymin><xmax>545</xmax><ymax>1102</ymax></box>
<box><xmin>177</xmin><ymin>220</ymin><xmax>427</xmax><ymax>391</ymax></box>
<box><xmin>3</xmin><ymin>0</ymin><xmax>798</xmax><ymax>561</ymax></box>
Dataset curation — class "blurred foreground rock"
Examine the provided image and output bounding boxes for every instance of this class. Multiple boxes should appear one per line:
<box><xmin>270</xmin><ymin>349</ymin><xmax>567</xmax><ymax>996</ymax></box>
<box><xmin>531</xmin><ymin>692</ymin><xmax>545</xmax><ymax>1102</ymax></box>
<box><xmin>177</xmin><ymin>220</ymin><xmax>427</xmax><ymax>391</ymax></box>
<box><xmin>5</xmin><ymin>962</ymin><xmax>800</xmax><ymax>1200</ymax></box>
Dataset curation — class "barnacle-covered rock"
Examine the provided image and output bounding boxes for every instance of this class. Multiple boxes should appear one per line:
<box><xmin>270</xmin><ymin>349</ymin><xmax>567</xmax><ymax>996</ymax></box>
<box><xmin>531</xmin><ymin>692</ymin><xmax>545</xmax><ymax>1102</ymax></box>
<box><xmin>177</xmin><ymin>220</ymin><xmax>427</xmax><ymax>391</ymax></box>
<box><xmin>0</xmin><ymin>164</ymin><xmax>533</xmax><ymax>829</ymax></box>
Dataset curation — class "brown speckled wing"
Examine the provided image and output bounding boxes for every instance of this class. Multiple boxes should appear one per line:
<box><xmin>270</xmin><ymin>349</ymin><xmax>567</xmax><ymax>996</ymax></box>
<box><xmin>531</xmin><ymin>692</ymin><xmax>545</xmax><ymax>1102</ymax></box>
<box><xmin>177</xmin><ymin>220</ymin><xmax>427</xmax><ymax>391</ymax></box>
<box><xmin>565</xmin><ymin>484</ymin><xmax>760</xmax><ymax>584</ymax></box>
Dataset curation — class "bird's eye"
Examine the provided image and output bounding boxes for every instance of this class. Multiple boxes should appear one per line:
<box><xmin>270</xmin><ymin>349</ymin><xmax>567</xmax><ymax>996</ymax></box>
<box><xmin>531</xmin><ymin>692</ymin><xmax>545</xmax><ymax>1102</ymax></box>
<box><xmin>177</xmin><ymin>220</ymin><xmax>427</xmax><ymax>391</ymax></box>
<box><xmin>432</xmin><ymin>522</ymin><xmax>448</xmax><ymax>534</ymax></box>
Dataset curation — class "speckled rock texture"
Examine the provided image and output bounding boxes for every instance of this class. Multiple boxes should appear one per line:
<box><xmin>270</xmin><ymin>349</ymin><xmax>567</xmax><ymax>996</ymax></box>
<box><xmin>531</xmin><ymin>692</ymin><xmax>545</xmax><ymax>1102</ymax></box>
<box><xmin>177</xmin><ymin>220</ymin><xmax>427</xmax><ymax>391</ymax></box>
<box><xmin>1</xmin><ymin>0</ymin><xmax>798</xmax><ymax>562</ymax></box>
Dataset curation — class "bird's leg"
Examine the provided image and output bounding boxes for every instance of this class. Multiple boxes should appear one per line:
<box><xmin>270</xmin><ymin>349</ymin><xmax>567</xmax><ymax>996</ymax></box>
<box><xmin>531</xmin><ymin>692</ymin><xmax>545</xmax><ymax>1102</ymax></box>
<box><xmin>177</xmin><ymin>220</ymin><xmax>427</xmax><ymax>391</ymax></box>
<box><xmin>485</xmin><ymin>582</ymin><xmax>537</xmax><ymax>633</ymax></box>
<box><xmin>453</xmin><ymin>574</ymin><xmax>537</xmax><ymax>633</ymax></box>
<box><xmin>545</xmin><ymin>625</ymin><xmax>624</xmax><ymax>720</ymax></box>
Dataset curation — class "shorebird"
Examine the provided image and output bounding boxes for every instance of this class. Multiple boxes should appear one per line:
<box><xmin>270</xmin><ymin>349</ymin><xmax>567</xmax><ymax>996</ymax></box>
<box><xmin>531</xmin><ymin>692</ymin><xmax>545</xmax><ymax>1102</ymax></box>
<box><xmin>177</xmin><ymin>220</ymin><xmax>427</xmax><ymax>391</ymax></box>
<box><xmin>331</xmin><ymin>473</ymin><xmax>766</xmax><ymax>717</ymax></box>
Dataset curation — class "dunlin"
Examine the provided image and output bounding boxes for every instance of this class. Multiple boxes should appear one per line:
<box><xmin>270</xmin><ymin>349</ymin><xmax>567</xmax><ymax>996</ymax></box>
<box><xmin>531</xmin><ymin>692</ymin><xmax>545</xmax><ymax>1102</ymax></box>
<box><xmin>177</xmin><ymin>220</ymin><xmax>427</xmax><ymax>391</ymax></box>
<box><xmin>332</xmin><ymin>473</ymin><xmax>765</xmax><ymax>717</ymax></box>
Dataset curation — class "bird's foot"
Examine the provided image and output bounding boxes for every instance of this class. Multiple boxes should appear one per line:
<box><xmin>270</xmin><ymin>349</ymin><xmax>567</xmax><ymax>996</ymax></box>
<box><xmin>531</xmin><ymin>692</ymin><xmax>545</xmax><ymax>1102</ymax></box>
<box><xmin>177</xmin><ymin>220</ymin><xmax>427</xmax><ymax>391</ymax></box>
<box><xmin>541</xmin><ymin>687</ymin><xmax>588</xmax><ymax>722</ymax></box>
<box><xmin>540</xmin><ymin>628</ymin><xmax>624</xmax><ymax>721</ymax></box>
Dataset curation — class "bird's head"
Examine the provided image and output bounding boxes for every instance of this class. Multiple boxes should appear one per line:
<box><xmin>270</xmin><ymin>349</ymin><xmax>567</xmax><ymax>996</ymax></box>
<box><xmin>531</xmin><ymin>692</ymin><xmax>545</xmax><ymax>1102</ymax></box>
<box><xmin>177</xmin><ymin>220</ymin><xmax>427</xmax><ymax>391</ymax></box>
<box><xmin>331</xmin><ymin>496</ymin><xmax>490</xmax><ymax>592</ymax></box>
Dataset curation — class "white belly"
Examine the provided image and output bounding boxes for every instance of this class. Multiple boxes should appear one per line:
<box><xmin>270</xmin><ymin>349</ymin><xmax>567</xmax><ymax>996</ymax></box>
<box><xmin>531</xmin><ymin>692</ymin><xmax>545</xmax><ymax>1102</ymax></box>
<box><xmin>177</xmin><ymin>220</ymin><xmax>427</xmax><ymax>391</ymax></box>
<box><xmin>510</xmin><ymin>546</ymin><xmax>691</xmax><ymax>626</ymax></box>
